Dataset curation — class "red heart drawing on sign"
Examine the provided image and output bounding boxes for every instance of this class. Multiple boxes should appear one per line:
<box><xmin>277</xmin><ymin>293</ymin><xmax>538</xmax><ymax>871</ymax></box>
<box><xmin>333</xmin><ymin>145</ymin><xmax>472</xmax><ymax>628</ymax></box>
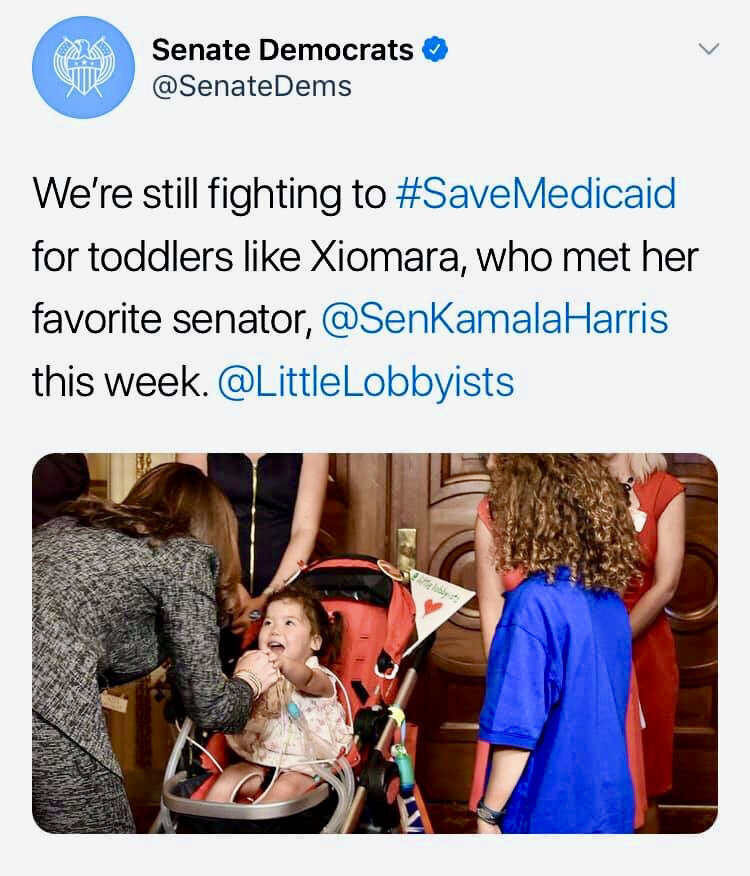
<box><xmin>423</xmin><ymin>599</ymin><xmax>443</xmax><ymax>617</ymax></box>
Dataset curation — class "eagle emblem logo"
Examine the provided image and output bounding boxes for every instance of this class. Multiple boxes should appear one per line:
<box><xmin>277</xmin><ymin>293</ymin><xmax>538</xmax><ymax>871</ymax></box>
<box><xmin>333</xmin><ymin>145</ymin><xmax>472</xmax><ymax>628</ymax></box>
<box><xmin>53</xmin><ymin>36</ymin><xmax>116</xmax><ymax>97</ymax></box>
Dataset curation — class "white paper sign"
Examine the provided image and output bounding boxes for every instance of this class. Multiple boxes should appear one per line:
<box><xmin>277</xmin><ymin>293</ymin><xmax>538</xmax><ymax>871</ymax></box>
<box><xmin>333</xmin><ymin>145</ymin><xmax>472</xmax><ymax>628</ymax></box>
<box><xmin>402</xmin><ymin>569</ymin><xmax>474</xmax><ymax>657</ymax></box>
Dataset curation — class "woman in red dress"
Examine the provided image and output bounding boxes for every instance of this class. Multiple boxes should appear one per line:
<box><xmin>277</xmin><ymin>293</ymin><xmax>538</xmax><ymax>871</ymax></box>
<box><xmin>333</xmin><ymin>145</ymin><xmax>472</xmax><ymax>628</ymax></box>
<box><xmin>605</xmin><ymin>454</ymin><xmax>686</xmax><ymax>832</ymax></box>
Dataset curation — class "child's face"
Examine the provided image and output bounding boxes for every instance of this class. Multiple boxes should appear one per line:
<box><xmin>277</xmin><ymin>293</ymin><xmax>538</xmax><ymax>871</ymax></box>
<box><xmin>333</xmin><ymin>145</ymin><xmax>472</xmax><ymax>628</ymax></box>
<box><xmin>259</xmin><ymin>598</ymin><xmax>322</xmax><ymax>663</ymax></box>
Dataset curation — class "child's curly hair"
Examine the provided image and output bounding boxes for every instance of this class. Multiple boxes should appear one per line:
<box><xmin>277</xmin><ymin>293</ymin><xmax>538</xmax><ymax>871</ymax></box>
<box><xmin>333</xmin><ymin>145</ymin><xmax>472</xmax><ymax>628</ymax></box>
<box><xmin>487</xmin><ymin>454</ymin><xmax>641</xmax><ymax>593</ymax></box>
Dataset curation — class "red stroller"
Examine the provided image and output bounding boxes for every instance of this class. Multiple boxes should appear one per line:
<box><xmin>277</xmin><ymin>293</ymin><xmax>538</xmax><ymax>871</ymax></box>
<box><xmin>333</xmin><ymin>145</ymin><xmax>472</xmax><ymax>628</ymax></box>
<box><xmin>159</xmin><ymin>556</ymin><xmax>434</xmax><ymax>833</ymax></box>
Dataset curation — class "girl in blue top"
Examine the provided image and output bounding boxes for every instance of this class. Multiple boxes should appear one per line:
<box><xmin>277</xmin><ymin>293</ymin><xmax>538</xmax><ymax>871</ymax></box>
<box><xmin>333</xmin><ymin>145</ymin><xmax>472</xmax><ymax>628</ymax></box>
<box><xmin>477</xmin><ymin>454</ymin><xmax>641</xmax><ymax>834</ymax></box>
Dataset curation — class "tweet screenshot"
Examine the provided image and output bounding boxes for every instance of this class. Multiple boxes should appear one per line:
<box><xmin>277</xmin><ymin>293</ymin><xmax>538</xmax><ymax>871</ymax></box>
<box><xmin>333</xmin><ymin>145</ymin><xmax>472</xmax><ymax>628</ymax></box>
<box><xmin>13</xmin><ymin>0</ymin><xmax>745</xmax><ymax>863</ymax></box>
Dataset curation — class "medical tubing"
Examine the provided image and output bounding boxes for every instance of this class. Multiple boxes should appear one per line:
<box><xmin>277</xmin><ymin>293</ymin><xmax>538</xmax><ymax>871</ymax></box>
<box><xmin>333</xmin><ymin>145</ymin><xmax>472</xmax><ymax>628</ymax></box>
<box><xmin>160</xmin><ymin>717</ymin><xmax>193</xmax><ymax>833</ymax></box>
<box><xmin>175</xmin><ymin>721</ymin><xmax>225</xmax><ymax>775</ymax></box>
<box><xmin>341</xmin><ymin>763</ymin><xmax>355</xmax><ymax>828</ymax></box>
<box><xmin>339</xmin><ymin>754</ymin><xmax>355</xmax><ymax>806</ymax></box>
<box><xmin>251</xmin><ymin>700</ymin><xmax>345</xmax><ymax>809</ymax></box>
<box><xmin>332</xmin><ymin>671</ymin><xmax>354</xmax><ymax>736</ymax></box>
<box><xmin>323</xmin><ymin>757</ymin><xmax>356</xmax><ymax>833</ymax></box>
<box><xmin>229</xmin><ymin>769</ymin><xmax>264</xmax><ymax>802</ymax></box>
<box><xmin>338</xmin><ymin>758</ymin><xmax>356</xmax><ymax>828</ymax></box>
<box><xmin>250</xmin><ymin>759</ymin><xmax>283</xmax><ymax>804</ymax></box>
<box><xmin>251</xmin><ymin>709</ymin><xmax>293</xmax><ymax>804</ymax></box>
<box><xmin>210</xmin><ymin>667</ymin><xmax>354</xmax><ymax>814</ymax></box>
<box><xmin>317</xmin><ymin>764</ymin><xmax>350</xmax><ymax>833</ymax></box>
<box><xmin>165</xmin><ymin>718</ymin><xmax>192</xmax><ymax>780</ymax></box>
<box><xmin>288</xmin><ymin>700</ymin><xmax>343</xmax><ymax>761</ymax></box>
<box><xmin>324</xmin><ymin>777</ymin><xmax>348</xmax><ymax>833</ymax></box>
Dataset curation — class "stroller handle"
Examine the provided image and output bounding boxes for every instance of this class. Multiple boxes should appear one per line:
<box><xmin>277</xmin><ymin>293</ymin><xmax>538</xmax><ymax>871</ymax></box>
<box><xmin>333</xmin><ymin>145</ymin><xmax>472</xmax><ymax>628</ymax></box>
<box><xmin>341</xmin><ymin>665</ymin><xmax>420</xmax><ymax>833</ymax></box>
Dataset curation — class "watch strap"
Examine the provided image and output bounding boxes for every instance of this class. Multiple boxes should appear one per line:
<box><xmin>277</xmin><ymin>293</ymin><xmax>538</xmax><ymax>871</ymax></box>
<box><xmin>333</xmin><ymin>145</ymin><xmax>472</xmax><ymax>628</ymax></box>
<box><xmin>476</xmin><ymin>796</ymin><xmax>506</xmax><ymax>825</ymax></box>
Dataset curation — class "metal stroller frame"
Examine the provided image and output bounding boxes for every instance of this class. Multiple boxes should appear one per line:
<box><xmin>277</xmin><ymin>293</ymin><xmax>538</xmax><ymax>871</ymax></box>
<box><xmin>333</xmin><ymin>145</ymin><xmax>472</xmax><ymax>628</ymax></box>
<box><xmin>158</xmin><ymin>558</ymin><xmax>433</xmax><ymax>834</ymax></box>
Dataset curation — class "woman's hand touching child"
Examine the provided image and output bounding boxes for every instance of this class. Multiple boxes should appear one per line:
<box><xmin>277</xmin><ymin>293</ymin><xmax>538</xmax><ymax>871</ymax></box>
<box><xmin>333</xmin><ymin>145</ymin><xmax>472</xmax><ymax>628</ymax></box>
<box><xmin>263</xmin><ymin>647</ymin><xmax>334</xmax><ymax>698</ymax></box>
<box><xmin>234</xmin><ymin>650</ymin><xmax>280</xmax><ymax>698</ymax></box>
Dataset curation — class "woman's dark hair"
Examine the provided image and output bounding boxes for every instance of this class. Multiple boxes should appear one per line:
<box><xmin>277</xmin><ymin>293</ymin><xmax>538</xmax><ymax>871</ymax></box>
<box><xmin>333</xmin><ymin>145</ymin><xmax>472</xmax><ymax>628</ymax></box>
<box><xmin>61</xmin><ymin>462</ymin><xmax>242</xmax><ymax>619</ymax></box>
<box><xmin>265</xmin><ymin>580</ymin><xmax>344</xmax><ymax>664</ymax></box>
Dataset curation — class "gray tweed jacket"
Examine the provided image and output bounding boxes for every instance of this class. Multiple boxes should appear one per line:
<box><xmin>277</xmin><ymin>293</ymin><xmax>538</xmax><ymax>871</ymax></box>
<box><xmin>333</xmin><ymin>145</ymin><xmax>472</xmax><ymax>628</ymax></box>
<box><xmin>32</xmin><ymin>516</ymin><xmax>253</xmax><ymax>776</ymax></box>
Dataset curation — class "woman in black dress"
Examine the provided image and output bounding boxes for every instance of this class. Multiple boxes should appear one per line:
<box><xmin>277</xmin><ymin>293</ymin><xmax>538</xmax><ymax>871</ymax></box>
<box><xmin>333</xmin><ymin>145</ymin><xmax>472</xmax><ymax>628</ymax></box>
<box><xmin>177</xmin><ymin>454</ymin><xmax>328</xmax><ymax>605</ymax></box>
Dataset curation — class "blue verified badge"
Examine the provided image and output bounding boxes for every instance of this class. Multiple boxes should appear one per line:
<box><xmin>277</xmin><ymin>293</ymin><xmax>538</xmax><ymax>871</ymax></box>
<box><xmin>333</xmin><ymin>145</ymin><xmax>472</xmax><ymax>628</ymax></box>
<box><xmin>33</xmin><ymin>16</ymin><xmax>135</xmax><ymax>118</ymax></box>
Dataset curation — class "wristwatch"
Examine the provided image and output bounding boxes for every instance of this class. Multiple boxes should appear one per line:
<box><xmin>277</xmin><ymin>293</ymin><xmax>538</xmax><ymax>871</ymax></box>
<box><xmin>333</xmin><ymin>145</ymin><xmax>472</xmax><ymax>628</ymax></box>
<box><xmin>476</xmin><ymin>797</ymin><xmax>506</xmax><ymax>826</ymax></box>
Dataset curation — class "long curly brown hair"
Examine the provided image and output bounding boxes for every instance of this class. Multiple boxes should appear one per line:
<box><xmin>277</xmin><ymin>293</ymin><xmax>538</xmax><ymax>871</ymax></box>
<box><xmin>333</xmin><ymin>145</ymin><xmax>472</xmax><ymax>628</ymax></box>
<box><xmin>60</xmin><ymin>462</ymin><xmax>242</xmax><ymax>621</ymax></box>
<box><xmin>487</xmin><ymin>454</ymin><xmax>641</xmax><ymax>593</ymax></box>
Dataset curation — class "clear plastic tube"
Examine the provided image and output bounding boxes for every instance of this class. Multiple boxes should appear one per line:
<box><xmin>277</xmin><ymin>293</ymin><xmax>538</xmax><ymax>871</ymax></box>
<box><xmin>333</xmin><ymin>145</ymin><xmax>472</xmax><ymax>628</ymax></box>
<box><xmin>288</xmin><ymin>702</ymin><xmax>341</xmax><ymax>761</ymax></box>
<box><xmin>254</xmin><ymin>704</ymin><xmax>354</xmax><ymax>831</ymax></box>
<box><xmin>338</xmin><ymin>755</ymin><xmax>355</xmax><ymax>810</ymax></box>
<box><xmin>327</xmin><ymin>757</ymin><xmax>356</xmax><ymax>833</ymax></box>
<box><xmin>160</xmin><ymin>718</ymin><xmax>193</xmax><ymax>833</ymax></box>
<box><xmin>175</xmin><ymin>721</ymin><xmax>224</xmax><ymax>775</ymax></box>
<box><xmin>316</xmin><ymin>765</ymin><xmax>350</xmax><ymax>833</ymax></box>
<box><xmin>251</xmin><ymin>708</ymin><xmax>292</xmax><ymax>805</ymax></box>
<box><xmin>285</xmin><ymin>699</ymin><xmax>355</xmax><ymax>832</ymax></box>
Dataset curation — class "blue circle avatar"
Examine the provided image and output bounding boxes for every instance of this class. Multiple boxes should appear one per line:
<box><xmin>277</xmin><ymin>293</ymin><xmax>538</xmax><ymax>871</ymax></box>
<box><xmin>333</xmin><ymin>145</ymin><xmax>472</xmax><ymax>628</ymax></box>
<box><xmin>33</xmin><ymin>16</ymin><xmax>135</xmax><ymax>118</ymax></box>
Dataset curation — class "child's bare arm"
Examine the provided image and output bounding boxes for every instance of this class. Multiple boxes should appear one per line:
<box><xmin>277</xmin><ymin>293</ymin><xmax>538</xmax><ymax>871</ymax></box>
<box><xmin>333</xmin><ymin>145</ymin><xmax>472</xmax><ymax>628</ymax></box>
<box><xmin>267</xmin><ymin>652</ymin><xmax>334</xmax><ymax>697</ymax></box>
<box><xmin>477</xmin><ymin>747</ymin><xmax>531</xmax><ymax>833</ymax></box>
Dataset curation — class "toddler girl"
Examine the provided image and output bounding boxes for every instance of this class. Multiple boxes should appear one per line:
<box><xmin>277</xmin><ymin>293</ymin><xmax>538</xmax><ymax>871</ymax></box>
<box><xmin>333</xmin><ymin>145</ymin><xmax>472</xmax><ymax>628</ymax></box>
<box><xmin>205</xmin><ymin>582</ymin><xmax>351</xmax><ymax>804</ymax></box>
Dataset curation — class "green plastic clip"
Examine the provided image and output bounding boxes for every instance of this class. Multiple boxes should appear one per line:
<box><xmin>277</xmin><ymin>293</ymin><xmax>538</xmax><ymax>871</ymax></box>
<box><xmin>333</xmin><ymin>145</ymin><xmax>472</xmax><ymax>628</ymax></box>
<box><xmin>391</xmin><ymin>743</ymin><xmax>415</xmax><ymax>792</ymax></box>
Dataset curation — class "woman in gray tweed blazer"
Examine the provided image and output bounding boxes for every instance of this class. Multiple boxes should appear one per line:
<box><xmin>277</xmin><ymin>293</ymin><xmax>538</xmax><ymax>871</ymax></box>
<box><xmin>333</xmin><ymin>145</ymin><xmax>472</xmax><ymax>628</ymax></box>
<box><xmin>32</xmin><ymin>463</ymin><xmax>279</xmax><ymax>833</ymax></box>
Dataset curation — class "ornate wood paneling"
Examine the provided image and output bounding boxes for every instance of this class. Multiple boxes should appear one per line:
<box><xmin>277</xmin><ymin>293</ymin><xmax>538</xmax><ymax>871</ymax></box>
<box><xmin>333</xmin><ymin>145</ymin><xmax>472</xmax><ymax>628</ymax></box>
<box><xmin>662</xmin><ymin>455</ymin><xmax>718</xmax><ymax>819</ymax></box>
<box><xmin>429</xmin><ymin>453</ymin><xmax>489</xmax><ymax>503</ymax></box>
<box><xmin>427</xmin><ymin>454</ymin><xmax>489</xmax><ymax>632</ymax></box>
<box><xmin>415</xmin><ymin>454</ymin><xmax>488</xmax><ymax>796</ymax></box>
<box><xmin>386</xmin><ymin>453</ymin><xmax>718</xmax><ymax>830</ymax></box>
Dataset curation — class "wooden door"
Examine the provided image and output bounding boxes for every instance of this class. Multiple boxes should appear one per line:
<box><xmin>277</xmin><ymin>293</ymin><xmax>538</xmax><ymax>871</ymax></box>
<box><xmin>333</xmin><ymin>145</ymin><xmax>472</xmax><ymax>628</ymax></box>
<box><xmin>660</xmin><ymin>454</ymin><xmax>718</xmax><ymax>831</ymax></box>
<box><xmin>388</xmin><ymin>454</ymin><xmax>492</xmax><ymax>805</ymax></box>
<box><xmin>336</xmin><ymin>454</ymin><xmax>491</xmax><ymax>806</ymax></box>
<box><xmin>339</xmin><ymin>454</ymin><xmax>718</xmax><ymax>832</ymax></box>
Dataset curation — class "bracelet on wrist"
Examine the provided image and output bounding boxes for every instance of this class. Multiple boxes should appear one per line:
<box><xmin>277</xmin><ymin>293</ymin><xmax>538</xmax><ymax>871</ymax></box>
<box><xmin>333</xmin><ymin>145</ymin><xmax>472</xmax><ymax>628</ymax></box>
<box><xmin>476</xmin><ymin>796</ymin><xmax>506</xmax><ymax>826</ymax></box>
<box><xmin>234</xmin><ymin>670</ymin><xmax>261</xmax><ymax>699</ymax></box>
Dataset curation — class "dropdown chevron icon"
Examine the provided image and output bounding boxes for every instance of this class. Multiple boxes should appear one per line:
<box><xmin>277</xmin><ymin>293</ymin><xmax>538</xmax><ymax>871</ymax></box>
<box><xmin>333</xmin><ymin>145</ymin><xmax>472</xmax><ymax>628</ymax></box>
<box><xmin>699</xmin><ymin>42</ymin><xmax>719</xmax><ymax>55</ymax></box>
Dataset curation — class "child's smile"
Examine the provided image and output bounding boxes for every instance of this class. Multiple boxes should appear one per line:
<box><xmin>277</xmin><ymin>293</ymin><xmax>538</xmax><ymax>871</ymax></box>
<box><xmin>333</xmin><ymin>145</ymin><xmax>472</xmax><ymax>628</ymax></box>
<box><xmin>258</xmin><ymin>598</ymin><xmax>320</xmax><ymax>663</ymax></box>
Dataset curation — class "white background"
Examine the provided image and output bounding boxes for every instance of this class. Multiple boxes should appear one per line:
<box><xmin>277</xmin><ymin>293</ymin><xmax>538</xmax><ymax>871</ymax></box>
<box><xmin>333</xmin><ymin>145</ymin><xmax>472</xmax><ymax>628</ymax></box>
<box><xmin>5</xmin><ymin>0</ymin><xmax>747</xmax><ymax>868</ymax></box>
